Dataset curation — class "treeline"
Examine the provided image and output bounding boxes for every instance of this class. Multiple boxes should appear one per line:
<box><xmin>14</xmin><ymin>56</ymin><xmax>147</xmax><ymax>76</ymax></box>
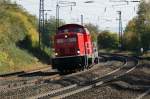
<box><xmin>0</xmin><ymin>0</ymin><xmax>40</xmax><ymax>74</ymax></box>
<box><xmin>95</xmin><ymin>0</ymin><xmax>150</xmax><ymax>52</ymax></box>
<box><xmin>0</xmin><ymin>0</ymin><xmax>39</xmax><ymax>46</ymax></box>
<box><xmin>123</xmin><ymin>0</ymin><xmax>150</xmax><ymax>51</ymax></box>
<box><xmin>42</xmin><ymin>0</ymin><xmax>150</xmax><ymax>54</ymax></box>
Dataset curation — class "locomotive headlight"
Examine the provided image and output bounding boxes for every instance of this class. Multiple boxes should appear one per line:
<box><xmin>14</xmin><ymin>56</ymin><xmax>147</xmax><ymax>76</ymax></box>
<box><xmin>77</xmin><ymin>50</ymin><xmax>80</xmax><ymax>54</ymax></box>
<box><xmin>55</xmin><ymin>53</ymin><xmax>58</xmax><ymax>56</ymax></box>
<box><xmin>65</xmin><ymin>35</ymin><xmax>68</xmax><ymax>38</ymax></box>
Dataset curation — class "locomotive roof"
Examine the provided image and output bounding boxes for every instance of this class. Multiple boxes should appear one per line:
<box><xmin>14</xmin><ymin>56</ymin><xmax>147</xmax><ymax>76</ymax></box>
<box><xmin>57</xmin><ymin>24</ymin><xmax>90</xmax><ymax>34</ymax></box>
<box><xmin>58</xmin><ymin>24</ymin><xmax>85</xmax><ymax>30</ymax></box>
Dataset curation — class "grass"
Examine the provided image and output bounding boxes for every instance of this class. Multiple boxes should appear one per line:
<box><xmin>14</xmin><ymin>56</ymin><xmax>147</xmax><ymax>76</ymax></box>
<box><xmin>0</xmin><ymin>44</ymin><xmax>51</xmax><ymax>75</ymax></box>
<box><xmin>0</xmin><ymin>62</ymin><xmax>49</xmax><ymax>75</ymax></box>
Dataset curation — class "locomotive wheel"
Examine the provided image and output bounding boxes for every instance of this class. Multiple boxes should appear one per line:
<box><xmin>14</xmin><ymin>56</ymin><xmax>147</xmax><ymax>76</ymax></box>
<box><xmin>57</xmin><ymin>68</ymin><xmax>66</xmax><ymax>74</ymax></box>
<box><xmin>94</xmin><ymin>57</ymin><xmax>99</xmax><ymax>64</ymax></box>
<box><xmin>81</xmin><ymin>66</ymin><xmax>85</xmax><ymax>71</ymax></box>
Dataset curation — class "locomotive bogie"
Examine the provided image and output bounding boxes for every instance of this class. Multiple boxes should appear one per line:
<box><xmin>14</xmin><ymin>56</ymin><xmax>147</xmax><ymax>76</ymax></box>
<box><xmin>52</xmin><ymin>55</ymin><xmax>92</xmax><ymax>72</ymax></box>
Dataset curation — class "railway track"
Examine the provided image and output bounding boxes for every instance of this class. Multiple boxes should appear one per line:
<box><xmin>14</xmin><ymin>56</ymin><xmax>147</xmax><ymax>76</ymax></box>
<box><xmin>136</xmin><ymin>89</ymin><xmax>150</xmax><ymax>99</ymax></box>
<box><xmin>27</xmin><ymin>54</ymin><xmax>138</xmax><ymax>99</ymax></box>
<box><xmin>0</xmin><ymin>67</ymin><xmax>60</xmax><ymax>91</ymax></box>
<box><xmin>0</xmin><ymin>55</ymin><xmax>112</xmax><ymax>91</ymax></box>
<box><xmin>0</xmin><ymin>66</ymin><xmax>51</xmax><ymax>78</ymax></box>
<box><xmin>0</xmin><ymin>54</ymin><xmax>125</xmax><ymax>99</ymax></box>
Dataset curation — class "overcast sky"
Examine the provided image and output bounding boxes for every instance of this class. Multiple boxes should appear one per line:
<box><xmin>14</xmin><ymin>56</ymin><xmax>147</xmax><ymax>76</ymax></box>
<box><xmin>11</xmin><ymin>0</ymin><xmax>139</xmax><ymax>32</ymax></box>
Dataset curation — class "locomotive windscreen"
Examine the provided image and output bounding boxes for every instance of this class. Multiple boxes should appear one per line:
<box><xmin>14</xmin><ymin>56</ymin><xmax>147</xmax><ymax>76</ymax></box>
<box><xmin>56</xmin><ymin>37</ymin><xmax>76</xmax><ymax>44</ymax></box>
<box><xmin>57</xmin><ymin>28</ymin><xmax>84</xmax><ymax>34</ymax></box>
<box><xmin>57</xmin><ymin>24</ymin><xmax>86</xmax><ymax>34</ymax></box>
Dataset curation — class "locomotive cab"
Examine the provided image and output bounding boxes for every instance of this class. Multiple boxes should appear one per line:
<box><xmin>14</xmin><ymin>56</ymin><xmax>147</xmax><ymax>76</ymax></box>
<box><xmin>52</xmin><ymin>24</ymin><xmax>98</xmax><ymax>73</ymax></box>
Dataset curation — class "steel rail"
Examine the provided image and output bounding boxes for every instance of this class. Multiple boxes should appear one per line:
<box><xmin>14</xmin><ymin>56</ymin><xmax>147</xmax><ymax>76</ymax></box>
<box><xmin>1</xmin><ymin>54</ymin><xmax>133</xmax><ymax>99</ymax></box>
<box><xmin>0</xmin><ymin>55</ymin><xmax>110</xmax><ymax>92</ymax></box>
<box><xmin>49</xmin><ymin>57</ymin><xmax>139</xmax><ymax>99</ymax></box>
<box><xmin>29</xmin><ymin>55</ymin><xmax>136</xmax><ymax>99</ymax></box>
<box><xmin>136</xmin><ymin>89</ymin><xmax>150</xmax><ymax>99</ymax></box>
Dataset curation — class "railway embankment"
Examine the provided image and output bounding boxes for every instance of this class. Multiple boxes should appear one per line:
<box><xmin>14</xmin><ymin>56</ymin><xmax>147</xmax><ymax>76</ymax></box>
<box><xmin>0</xmin><ymin>1</ymin><xmax>49</xmax><ymax>74</ymax></box>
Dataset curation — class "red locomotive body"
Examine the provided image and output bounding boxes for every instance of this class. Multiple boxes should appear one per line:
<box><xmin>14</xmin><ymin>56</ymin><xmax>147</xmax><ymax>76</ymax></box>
<box><xmin>52</xmin><ymin>24</ymin><xmax>98</xmax><ymax>72</ymax></box>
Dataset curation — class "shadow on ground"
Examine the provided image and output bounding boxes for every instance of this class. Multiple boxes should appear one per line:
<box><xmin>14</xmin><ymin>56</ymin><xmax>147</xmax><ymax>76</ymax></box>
<box><xmin>18</xmin><ymin>71</ymin><xmax>58</xmax><ymax>77</ymax></box>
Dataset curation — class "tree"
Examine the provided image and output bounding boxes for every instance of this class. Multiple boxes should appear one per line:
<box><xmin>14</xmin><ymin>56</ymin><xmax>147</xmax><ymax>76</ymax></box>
<box><xmin>124</xmin><ymin>17</ymin><xmax>137</xmax><ymax>33</ymax></box>
<box><xmin>0</xmin><ymin>0</ymin><xmax>11</xmax><ymax>4</ymax></box>
<box><xmin>84</xmin><ymin>23</ymin><xmax>99</xmax><ymax>42</ymax></box>
<box><xmin>42</xmin><ymin>17</ymin><xmax>65</xmax><ymax>47</ymax></box>
<box><xmin>123</xmin><ymin>18</ymin><xmax>140</xmax><ymax>50</ymax></box>
<box><xmin>97</xmin><ymin>30</ymin><xmax>119</xmax><ymax>49</ymax></box>
<box><xmin>123</xmin><ymin>0</ymin><xmax>150</xmax><ymax>51</ymax></box>
<box><xmin>123</xmin><ymin>31</ymin><xmax>139</xmax><ymax>50</ymax></box>
<box><xmin>136</xmin><ymin>0</ymin><xmax>150</xmax><ymax>51</ymax></box>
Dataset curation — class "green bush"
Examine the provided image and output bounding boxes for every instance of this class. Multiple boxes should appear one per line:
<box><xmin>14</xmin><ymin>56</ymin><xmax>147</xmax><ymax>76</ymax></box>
<box><xmin>98</xmin><ymin>31</ymin><xmax>119</xmax><ymax>49</ymax></box>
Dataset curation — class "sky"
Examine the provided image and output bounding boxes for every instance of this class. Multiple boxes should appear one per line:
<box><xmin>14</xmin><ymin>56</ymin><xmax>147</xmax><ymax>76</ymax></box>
<box><xmin>11</xmin><ymin>0</ymin><xmax>140</xmax><ymax>32</ymax></box>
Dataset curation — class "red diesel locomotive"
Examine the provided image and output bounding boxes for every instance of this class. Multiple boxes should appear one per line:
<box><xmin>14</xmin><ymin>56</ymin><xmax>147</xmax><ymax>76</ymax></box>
<box><xmin>52</xmin><ymin>24</ymin><xmax>98</xmax><ymax>73</ymax></box>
